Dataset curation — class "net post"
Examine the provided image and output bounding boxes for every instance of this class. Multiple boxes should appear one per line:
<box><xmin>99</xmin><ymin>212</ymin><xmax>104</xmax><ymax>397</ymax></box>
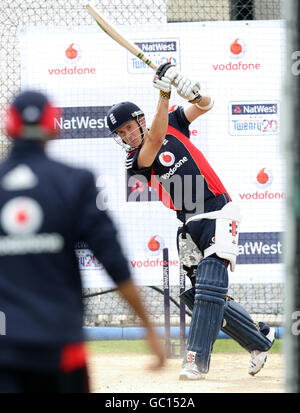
<box><xmin>163</xmin><ymin>248</ymin><xmax>171</xmax><ymax>358</ymax></box>
<box><xmin>179</xmin><ymin>263</ymin><xmax>186</xmax><ymax>357</ymax></box>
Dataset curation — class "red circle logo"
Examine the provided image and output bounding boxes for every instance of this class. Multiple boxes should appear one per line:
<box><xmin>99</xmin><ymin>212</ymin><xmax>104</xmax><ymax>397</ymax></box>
<box><xmin>159</xmin><ymin>152</ymin><xmax>175</xmax><ymax>167</ymax></box>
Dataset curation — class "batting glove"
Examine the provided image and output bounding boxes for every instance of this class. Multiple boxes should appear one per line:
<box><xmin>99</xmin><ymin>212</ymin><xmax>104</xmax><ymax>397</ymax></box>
<box><xmin>153</xmin><ymin>62</ymin><xmax>179</xmax><ymax>99</ymax></box>
<box><xmin>153</xmin><ymin>74</ymin><xmax>172</xmax><ymax>93</ymax></box>
<box><xmin>174</xmin><ymin>73</ymin><xmax>202</xmax><ymax>103</ymax></box>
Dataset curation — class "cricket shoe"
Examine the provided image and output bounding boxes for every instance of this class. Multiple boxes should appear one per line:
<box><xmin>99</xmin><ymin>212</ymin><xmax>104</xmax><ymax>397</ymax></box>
<box><xmin>179</xmin><ymin>351</ymin><xmax>206</xmax><ymax>381</ymax></box>
<box><xmin>248</xmin><ymin>327</ymin><xmax>276</xmax><ymax>376</ymax></box>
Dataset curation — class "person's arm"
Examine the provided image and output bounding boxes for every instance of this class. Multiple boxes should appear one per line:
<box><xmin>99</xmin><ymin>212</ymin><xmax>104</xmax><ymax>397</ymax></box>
<box><xmin>116</xmin><ymin>278</ymin><xmax>166</xmax><ymax>370</ymax></box>
<box><xmin>171</xmin><ymin>71</ymin><xmax>214</xmax><ymax>123</ymax></box>
<box><xmin>137</xmin><ymin>96</ymin><xmax>169</xmax><ymax>168</ymax></box>
<box><xmin>137</xmin><ymin>63</ymin><xmax>178</xmax><ymax>169</ymax></box>
<box><xmin>184</xmin><ymin>95</ymin><xmax>214</xmax><ymax>123</ymax></box>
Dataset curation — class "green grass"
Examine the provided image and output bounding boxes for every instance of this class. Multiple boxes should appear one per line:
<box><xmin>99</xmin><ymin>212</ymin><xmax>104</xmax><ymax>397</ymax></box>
<box><xmin>87</xmin><ymin>339</ymin><xmax>282</xmax><ymax>355</ymax></box>
<box><xmin>212</xmin><ymin>338</ymin><xmax>282</xmax><ymax>354</ymax></box>
<box><xmin>87</xmin><ymin>339</ymin><xmax>151</xmax><ymax>354</ymax></box>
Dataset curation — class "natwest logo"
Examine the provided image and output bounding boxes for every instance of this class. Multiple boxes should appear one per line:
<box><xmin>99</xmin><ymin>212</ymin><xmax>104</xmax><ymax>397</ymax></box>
<box><xmin>237</xmin><ymin>232</ymin><xmax>282</xmax><ymax>264</ymax></box>
<box><xmin>128</xmin><ymin>39</ymin><xmax>181</xmax><ymax>74</ymax></box>
<box><xmin>135</xmin><ymin>41</ymin><xmax>177</xmax><ymax>52</ymax></box>
<box><xmin>229</xmin><ymin>101</ymin><xmax>279</xmax><ymax>136</ymax></box>
<box><xmin>232</xmin><ymin>103</ymin><xmax>278</xmax><ymax>115</ymax></box>
<box><xmin>54</xmin><ymin>106</ymin><xmax>110</xmax><ymax>139</ymax></box>
<box><xmin>212</xmin><ymin>39</ymin><xmax>261</xmax><ymax>71</ymax></box>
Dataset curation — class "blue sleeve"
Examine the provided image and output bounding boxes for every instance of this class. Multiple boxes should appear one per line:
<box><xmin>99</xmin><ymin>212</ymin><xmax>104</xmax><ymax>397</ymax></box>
<box><xmin>77</xmin><ymin>171</ymin><xmax>131</xmax><ymax>284</ymax></box>
<box><xmin>168</xmin><ymin>106</ymin><xmax>190</xmax><ymax>138</ymax></box>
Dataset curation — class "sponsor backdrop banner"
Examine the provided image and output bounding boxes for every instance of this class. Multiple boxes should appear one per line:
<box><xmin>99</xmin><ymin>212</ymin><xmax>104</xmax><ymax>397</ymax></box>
<box><xmin>19</xmin><ymin>20</ymin><xmax>285</xmax><ymax>287</ymax></box>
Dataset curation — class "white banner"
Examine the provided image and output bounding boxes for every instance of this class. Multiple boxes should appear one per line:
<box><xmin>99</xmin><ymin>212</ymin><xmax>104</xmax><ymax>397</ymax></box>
<box><xmin>19</xmin><ymin>20</ymin><xmax>285</xmax><ymax>286</ymax></box>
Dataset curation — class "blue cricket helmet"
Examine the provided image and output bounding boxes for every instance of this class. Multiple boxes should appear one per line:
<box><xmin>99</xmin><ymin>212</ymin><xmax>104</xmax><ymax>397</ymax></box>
<box><xmin>106</xmin><ymin>102</ymin><xmax>144</xmax><ymax>134</ymax></box>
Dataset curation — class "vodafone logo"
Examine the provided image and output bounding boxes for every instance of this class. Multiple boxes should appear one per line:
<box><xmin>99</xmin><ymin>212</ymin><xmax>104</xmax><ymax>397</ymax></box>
<box><xmin>230</xmin><ymin>38</ymin><xmax>245</xmax><ymax>58</ymax></box>
<box><xmin>256</xmin><ymin>168</ymin><xmax>273</xmax><ymax>189</ymax></box>
<box><xmin>212</xmin><ymin>38</ymin><xmax>261</xmax><ymax>72</ymax></box>
<box><xmin>147</xmin><ymin>235</ymin><xmax>165</xmax><ymax>255</ymax></box>
<box><xmin>0</xmin><ymin>197</ymin><xmax>43</xmax><ymax>235</ymax></box>
<box><xmin>65</xmin><ymin>43</ymin><xmax>79</xmax><ymax>61</ymax></box>
<box><xmin>131</xmin><ymin>236</ymin><xmax>179</xmax><ymax>269</ymax></box>
<box><xmin>239</xmin><ymin>169</ymin><xmax>285</xmax><ymax>201</ymax></box>
<box><xmin>47</xmin><ymin>43</ymin><xmax>96</xmax><ymax>76</ymax></box>
<box><xmin>0</xmin><ymin>197</ymin><xmax>64</xmax><ymax>256</ymax></box>
<box><xmin>159</xmin><ymin>151</ymin><xmax>175</xmax><ymax>167</ymax></box>
<box><xmin>168</xmin><ymin>105</ymin><xmax>178</xmax><ymax>113</ymax></box>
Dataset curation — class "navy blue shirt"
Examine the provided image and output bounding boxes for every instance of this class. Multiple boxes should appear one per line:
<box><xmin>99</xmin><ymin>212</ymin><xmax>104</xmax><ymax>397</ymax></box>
<box><xmin>126</xmin><ymin>106</ymin><xmax>230</xmax><ymax>222</ymax></box>
<box><xmin>0</xmin><ymin>141</ymin><xmax>131</xmax><ymax>368</ymax></box>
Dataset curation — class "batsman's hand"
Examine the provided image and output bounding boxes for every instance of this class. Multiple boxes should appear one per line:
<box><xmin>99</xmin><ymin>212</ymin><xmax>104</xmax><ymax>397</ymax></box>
<box><xmin>174</xmin><ymin>73</ymin><xmax>202</xmax><ymax>103</ymax></box>
<box><xmin>153</xmin><ymin>61</ymin><xmax>178</xmax><ymax>94</ymax></box>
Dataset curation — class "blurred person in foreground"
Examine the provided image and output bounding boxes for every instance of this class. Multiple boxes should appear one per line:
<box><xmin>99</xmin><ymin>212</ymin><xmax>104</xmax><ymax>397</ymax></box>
<box><xmin>0</xmin><ymin>90</ymin><xmax>165</xmax><ymax>393</ymax></box>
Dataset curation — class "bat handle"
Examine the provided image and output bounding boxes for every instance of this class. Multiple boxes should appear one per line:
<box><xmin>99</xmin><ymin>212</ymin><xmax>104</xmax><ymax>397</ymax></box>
<box><xmin>192</xmin><ymin>85</ymin><xmax>202</xmax><ymax>101</ymax></box>
<box><xmin>192</xmin><ymin>85</ymin><xmax>201</xmax><ymax>95</ymax></box>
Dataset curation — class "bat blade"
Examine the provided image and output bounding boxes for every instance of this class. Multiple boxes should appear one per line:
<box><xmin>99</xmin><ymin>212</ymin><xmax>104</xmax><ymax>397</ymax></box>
<box><xmin>86</xmin><ymin>3</ymin><xmax>157</xmax><ymax>70</ymax></box>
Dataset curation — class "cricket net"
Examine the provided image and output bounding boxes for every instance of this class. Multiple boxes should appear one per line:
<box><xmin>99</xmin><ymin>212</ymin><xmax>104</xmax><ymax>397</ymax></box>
<box><xmin>0</xmin><ymin>0</ymin><xmax>284</xmax><ymax>329</ymax></box>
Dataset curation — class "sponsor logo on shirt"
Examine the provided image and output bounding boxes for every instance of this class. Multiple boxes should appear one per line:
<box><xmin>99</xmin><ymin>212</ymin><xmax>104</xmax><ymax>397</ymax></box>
<box><xmin>159</xmin><ymin>151</ymin><xmax>175</xmax><ymax>167</ymax></box>
<box><xmin>0</xmin><ymin>197</ymin><xmax>64</xmax><ymax>255</ymax></box>
<box><xmin>161</xmin><ymin>156</ymin><xmax>188</xmax><ymax>179</ymax></box>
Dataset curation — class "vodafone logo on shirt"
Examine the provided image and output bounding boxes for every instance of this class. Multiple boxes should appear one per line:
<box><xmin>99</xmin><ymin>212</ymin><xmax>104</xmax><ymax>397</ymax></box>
<box><xmin>0</xmin><ymin>197</ymin><xmax>64</xmax><ymax>256</ymax></box>
<box><xmin>0</xmin><ymin>197</ymin><xmax>43</xmax><ymax>235</ymax></box>
<box><xmin>159</xmin><ymin>152</ymin><xmax>175</xmax><ymax>166</ymax></box>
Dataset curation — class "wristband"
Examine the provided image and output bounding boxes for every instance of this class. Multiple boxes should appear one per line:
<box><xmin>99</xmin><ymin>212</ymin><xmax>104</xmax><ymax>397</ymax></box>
<box><xmin>189</xmin><ymin>95</ymin><xmax>202</xmax><ymax>104</ymax></box>
<box><xmin>195</xmin><ymin>98</ymin><xmax>214</xmax><ymax>111</ymax></box>
<box><xmin>160</xmin><ymin>90</ymin><xmax>171</xmax><ymax>100</ymax></box>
